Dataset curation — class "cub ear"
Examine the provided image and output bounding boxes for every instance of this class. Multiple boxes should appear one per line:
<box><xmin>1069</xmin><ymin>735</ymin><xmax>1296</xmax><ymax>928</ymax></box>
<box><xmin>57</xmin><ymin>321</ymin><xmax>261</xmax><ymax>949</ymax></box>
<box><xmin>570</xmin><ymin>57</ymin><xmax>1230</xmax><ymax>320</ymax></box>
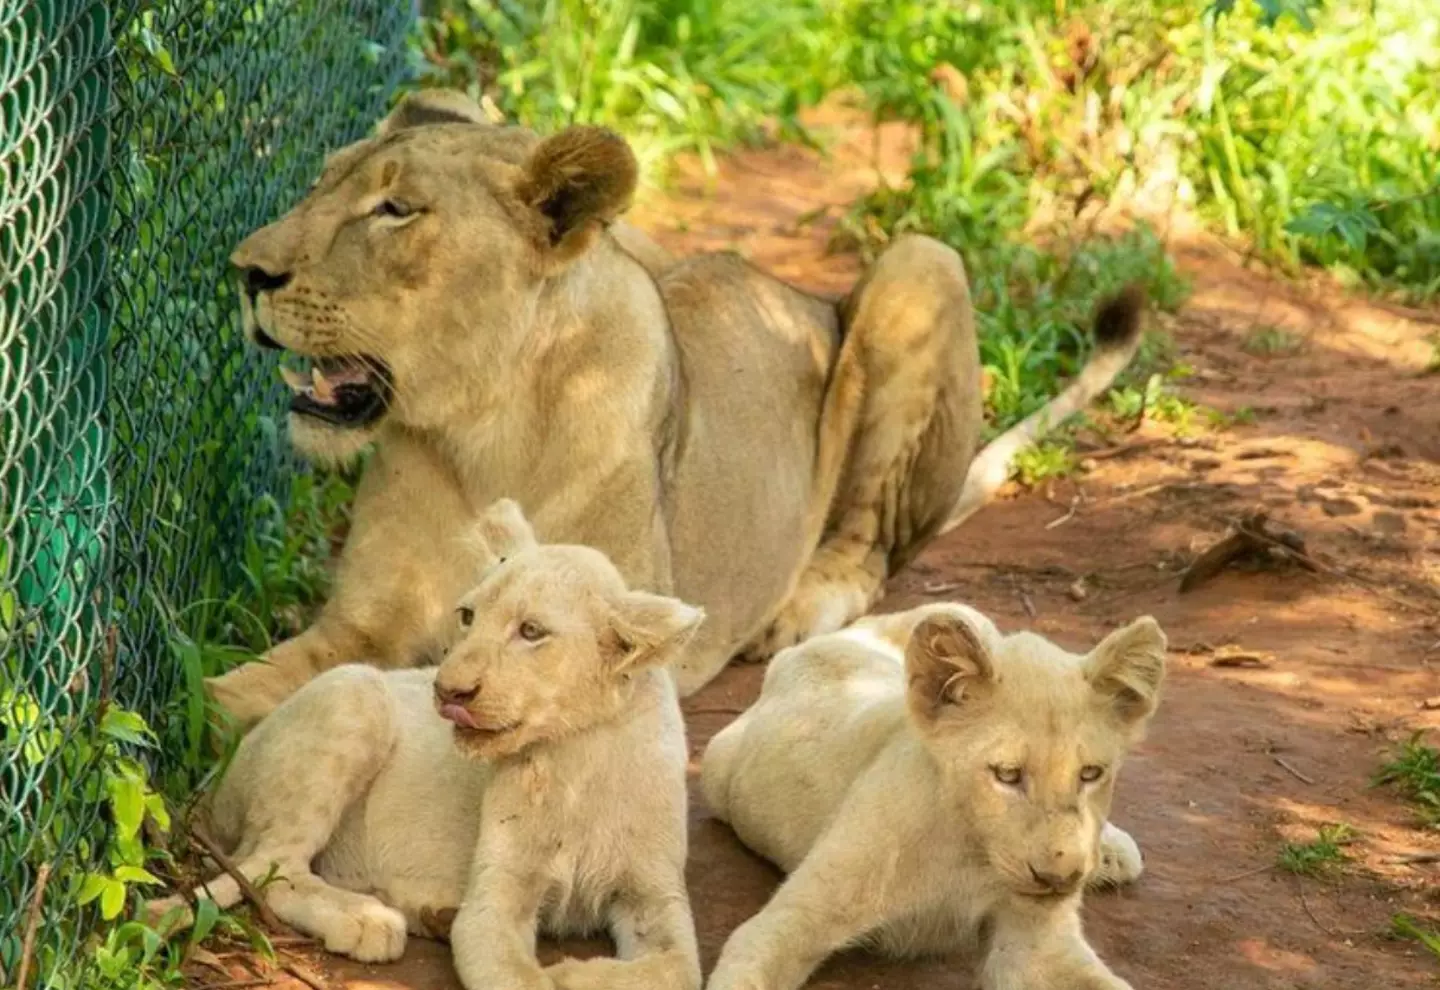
<box><xmin>905</xmin><ymin>614</ymin><xmax>995</xmax><ymax>723</ymax></box>
<box><xmin>468</xmin><ymin>498</ymin><xmax>538</xmax><ymax>566</ymax></box>
<box><xmin>1086</xmin><ymin>616</ymin><xmax>1167</xmax><ymax>733</ymax></box>
<box><xmin>515</xmin><ymin>126</ymin><xmax>638</xmax><ymax>265</ymax></box>
<box><xmin>377</xmin><ymin>88</ymin><xmax>493</xmax><ymax>135</ymax></box>
<box><xmin>604</xmin><ymin>591</ymin><xmax>705</xmax><ymax>674</ymax></box>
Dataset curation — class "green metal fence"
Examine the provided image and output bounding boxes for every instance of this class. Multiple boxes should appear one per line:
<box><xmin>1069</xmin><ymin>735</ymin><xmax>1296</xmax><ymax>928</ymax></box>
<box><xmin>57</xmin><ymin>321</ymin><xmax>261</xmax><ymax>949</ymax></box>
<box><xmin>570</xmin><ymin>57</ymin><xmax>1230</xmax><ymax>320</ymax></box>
<box><xmin>1</xmin><ymin>0</ymin><xmax>409</xmax><ymax>982</ymax></box>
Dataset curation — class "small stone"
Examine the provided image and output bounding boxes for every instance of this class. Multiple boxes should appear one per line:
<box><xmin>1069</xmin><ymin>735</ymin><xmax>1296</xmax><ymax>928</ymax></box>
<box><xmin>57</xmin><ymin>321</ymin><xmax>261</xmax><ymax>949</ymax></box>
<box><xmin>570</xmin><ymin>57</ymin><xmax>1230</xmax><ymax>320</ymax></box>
<box><xmin>1078</xmin><ymin>458</ymin><xmax>1098</xmax><ymax>473</ymax></box>
<box><xmin>1068</xmin><ymin>578</ymin><xmax>1088</xmax><ymax>601</ymax></box>
<box><xmin>1372</xmin><ymin>510</ymin><xmax>1407</xmax><ymax>534</ymax></box>
<box><xmin>1322</xmin><ymin>497</ymin><xmax>1363</xmax><ymax>517</ymax></box>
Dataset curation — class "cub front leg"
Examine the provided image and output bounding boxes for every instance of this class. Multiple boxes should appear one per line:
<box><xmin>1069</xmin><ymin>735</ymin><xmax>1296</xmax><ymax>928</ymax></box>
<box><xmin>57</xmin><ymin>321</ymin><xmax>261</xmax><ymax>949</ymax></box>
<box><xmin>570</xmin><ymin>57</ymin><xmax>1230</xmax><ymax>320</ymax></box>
<box><xmin>546</xmin><ymin>878</ymin><xmax>701</xmax><ymax>990</ymax></box>
<box><xmin>982</xmin><ymin>901</ymin><xmax>1132</xmax><ymax>990</ymax></box>
<box><xmin>708</xmin><ymin>816</ymin><xmax>931</xmax><ymax>990</ymax></box>
<box><xmin>451</xmin><ymin>863</ymin><xmax>555</xmax><ymax>990</ymax></box>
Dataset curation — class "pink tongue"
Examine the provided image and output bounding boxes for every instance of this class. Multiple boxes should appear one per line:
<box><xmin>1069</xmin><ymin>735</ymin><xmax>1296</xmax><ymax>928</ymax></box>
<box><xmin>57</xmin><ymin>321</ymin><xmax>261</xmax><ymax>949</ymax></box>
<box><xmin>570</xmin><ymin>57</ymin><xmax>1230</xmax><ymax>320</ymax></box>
<box><xmin>440</xmin><ymin>703</ymin><xmax>479</xmax><ymax>729</ymax></box>
<box><xmin>326</xmin><ymin>366</ymin><xmax>370</xmax><ymax>387</ymax></box>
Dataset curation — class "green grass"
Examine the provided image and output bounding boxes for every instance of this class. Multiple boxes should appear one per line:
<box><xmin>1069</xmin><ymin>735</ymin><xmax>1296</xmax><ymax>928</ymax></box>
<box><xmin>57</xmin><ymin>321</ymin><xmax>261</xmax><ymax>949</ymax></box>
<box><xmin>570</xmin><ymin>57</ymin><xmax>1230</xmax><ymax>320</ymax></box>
<box><xmin>1242</xmin><ymin>326</ymin><xmax>1304</xmax><ymax>356</ymax></box>
<box><xmin>1393</xmin><ymin>913</ymin><xmax>1440</xmax><ymax>964</ymax></box>
<box><xmin>1377</xmin><ymin>733</ymin><xmax>1440</xmax><ymax>826</ymax></box>
<box><xmin>1276</xmin><ymin>823</ymin><xmax>1358</xmax><ymax>876</ymax></box>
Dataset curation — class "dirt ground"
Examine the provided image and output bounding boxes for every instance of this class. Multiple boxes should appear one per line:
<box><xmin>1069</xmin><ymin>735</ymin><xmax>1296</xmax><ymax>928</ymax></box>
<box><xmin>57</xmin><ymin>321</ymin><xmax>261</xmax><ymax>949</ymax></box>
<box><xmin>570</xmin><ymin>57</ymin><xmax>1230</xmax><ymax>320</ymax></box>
<box><xmin>213</xmin><ymin>109</ymin><xmax>1440</xmax><ymax>989</ymax></box>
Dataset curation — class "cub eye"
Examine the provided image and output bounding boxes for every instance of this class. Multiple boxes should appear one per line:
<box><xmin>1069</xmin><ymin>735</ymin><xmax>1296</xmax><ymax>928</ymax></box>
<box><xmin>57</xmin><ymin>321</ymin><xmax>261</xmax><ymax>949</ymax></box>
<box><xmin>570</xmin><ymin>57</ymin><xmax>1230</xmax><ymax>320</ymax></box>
<box><xmin>1079</xmin><ymin>765</ymin><xmax>1105</xmax><ymax>784</ymax></box>
<box><xmin>456</xmin><ymin>606</ymin><xmax>474</xmax><ymax>628</ymax></box>
<box><xmin>992</xmin><ymin>765</ymin><xmax>1024</xmax><ymax>787</ymax></box>
<box><xmin>372</xmin><ymin>199</ymin><xmax>415</xmax><ymax>219</ymax></box>
<box><xmin>518</xmin><ymin>620</ymin><xmax>548</xmax><ymax>643</ymax></box>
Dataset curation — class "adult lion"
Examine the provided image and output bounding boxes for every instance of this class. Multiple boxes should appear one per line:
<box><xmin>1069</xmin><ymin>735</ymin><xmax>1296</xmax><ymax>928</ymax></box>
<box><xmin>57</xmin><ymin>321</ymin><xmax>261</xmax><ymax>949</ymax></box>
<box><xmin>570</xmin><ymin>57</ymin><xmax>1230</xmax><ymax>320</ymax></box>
<box><xmin>208</xmin><ymin>89</ymin><xmax>1143</xmax><ymax>727</ymax></box>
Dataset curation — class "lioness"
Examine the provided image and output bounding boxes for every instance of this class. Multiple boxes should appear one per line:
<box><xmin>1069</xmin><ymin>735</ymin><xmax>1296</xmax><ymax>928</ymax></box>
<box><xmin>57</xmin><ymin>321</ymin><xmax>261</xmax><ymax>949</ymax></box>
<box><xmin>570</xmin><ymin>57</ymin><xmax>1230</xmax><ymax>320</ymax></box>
<box><xmin>701</xmin><ymin>603</ymin><xmax>1166</xmax><ymax>990</ymax></box>
<box><xmin>208</xmin><ymin>87</ymin><xmax>1146</xmax><ymax>726</ymax></box>
<box><xmin>151</xmin><ymin>500</ymin><xmax>703</xmax><ymax>990</ymax></box>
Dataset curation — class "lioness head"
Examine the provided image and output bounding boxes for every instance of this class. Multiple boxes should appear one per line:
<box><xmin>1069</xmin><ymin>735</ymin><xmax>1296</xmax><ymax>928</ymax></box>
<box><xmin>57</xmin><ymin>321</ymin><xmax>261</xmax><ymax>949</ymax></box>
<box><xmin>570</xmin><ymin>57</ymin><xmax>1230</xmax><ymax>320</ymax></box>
<box><xmin>905</xmin><ymin>609</ymin><xmax>1166</xmax><ymax>900</ymax></box>
<box><xmin>431</xmin><ymin>499</ymin><xmax>703</xmax><ymax>759</ymax></box>
<box><xmin>228</xmin><ymin>89</ymin><xmax>639</xmax><ymax>463</ymax></box>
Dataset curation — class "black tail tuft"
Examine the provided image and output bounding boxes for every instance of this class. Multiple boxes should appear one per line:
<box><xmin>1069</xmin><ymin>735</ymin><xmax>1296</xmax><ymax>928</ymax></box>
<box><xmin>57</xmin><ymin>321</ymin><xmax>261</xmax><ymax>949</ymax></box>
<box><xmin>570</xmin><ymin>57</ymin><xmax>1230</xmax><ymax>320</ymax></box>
<box><xmin>1091</xmin><ymin>282</ymin><xmax>1147</xmax><ymax>351</ymax></box>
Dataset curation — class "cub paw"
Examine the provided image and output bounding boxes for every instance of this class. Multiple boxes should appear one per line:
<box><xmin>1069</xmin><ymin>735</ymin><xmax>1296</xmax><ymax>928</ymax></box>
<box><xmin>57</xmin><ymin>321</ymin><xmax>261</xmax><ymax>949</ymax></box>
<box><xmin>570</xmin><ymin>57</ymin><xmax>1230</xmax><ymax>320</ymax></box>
<box><xmin>324</xmin><ymin>901</ymin><xmax>408</xmax><ymax>963</ymax></box>
<box><xmin>1090</xmin><ymin>823</ymin><xmax>1144</xmax><ymax>889</ymax></box>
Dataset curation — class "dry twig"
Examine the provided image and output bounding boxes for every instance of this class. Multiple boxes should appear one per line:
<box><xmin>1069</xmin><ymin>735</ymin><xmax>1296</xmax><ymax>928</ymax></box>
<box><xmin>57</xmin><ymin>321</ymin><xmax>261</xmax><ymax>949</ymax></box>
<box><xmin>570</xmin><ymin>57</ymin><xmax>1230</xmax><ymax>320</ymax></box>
<box><xmin>191</xmin><ymin>825</ymin><xmax>284</xmax><ymax>932</ymax></box>
<box><xmin>1273</xmin><ymin>756</ymin><xmax>1316</xmax><ymax>785</ymax></box>
<box><xmin>16</xmin><ymin>862</ymin><xmax>51</xmax><ymax>990</ymax></box>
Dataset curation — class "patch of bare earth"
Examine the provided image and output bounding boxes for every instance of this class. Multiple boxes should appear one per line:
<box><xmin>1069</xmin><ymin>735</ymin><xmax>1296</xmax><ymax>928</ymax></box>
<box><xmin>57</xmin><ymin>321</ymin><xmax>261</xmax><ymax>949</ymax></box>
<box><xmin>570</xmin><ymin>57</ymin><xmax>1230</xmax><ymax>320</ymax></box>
<box><xmin>205</xmin><ymin>108</ymin><xmax>1440</xmax><ymax>989</ymax></box>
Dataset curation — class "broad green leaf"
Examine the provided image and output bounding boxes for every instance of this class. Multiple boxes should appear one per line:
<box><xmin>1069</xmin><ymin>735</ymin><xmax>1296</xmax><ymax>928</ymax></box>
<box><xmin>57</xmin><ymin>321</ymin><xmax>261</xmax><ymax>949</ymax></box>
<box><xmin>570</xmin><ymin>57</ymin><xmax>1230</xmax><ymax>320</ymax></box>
<box><xmin>109</xmin><ymin>775</ymin><xmax>145</xmax><ymax>841</ymax></box>
<box><xmin>100</xmin><ymin>877</ymin><xmax>127</xmax><ymax>920</ymax></box>
<box><xmin>113</xmin><ymin>865</ymin><xmax>162</xmax><ymax>885</ymax></box>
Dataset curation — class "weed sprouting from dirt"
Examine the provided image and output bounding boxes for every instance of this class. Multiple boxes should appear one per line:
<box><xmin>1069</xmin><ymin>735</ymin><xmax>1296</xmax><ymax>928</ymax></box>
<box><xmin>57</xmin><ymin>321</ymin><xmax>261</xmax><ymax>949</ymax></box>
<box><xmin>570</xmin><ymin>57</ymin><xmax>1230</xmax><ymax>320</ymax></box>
<box><xmin>1242</xmin><ymin>327</ymin><xmax>1305</xmax><ymax>357</ymax></box>
<box><xmin>1276</xmin><ymin>823</ymin><xmax>1359</xmax><ymax>876</ymax></box>
<box><xmin>1393</xmin><ymin>914</ymin><xmax>1440</xmax><ymax>964</ymax></box>
<box><xmin>1377</xmin><ymin>733</ymin><xmax>1440</xmax><ymax>826</ymax></box>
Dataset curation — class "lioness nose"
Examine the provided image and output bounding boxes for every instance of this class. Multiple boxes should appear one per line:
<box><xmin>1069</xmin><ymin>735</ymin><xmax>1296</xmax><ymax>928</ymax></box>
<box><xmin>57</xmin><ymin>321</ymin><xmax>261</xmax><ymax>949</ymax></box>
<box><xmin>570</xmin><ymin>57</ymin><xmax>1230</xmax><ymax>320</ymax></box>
<box><xmin>1029</xmin><ymin>864</ymin><xmax>1083</xmax><ymax>893</ymax></box>
<box><xmin>241</xmin><ymin>264</ymin><xmax>292</xmax><ymax>296</ymax></box>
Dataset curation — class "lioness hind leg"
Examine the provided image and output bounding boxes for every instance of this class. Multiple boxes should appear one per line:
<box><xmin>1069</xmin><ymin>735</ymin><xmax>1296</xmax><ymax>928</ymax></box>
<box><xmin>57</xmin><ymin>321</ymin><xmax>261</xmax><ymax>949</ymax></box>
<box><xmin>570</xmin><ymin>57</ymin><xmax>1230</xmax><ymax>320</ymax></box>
<box><xmin>743</xmin><ymin>235</ymin><xmax>981</xmax><ymax>662</ymax></box>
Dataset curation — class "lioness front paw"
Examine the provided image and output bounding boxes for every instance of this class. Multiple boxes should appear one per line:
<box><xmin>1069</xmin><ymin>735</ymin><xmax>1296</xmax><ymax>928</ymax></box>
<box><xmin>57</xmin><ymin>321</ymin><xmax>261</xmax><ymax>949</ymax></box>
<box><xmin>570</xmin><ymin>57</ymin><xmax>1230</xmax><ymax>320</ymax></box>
<box><xmin>323</xmin><ymin>901</ymin><xmax>408</xmax><ymax>963</ymax></box>
<box><xmin>741</xmin><ymin>581</ymin><xmax>871</xmax><ymax>663</ymax></box>
<box><xmin>1090</xmin><ymin>823</ymin><xmax>1144</xmax><ymax>889</ymax></box>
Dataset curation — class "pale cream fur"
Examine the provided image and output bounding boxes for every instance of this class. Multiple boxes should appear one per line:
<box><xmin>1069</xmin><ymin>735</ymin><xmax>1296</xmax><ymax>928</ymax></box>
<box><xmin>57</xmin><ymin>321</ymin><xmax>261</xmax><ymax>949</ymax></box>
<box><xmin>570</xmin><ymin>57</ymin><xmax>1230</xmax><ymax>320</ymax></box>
<box><xmin>701</xmin><ymin>603</ymin><xmax>1166</xmax><ymax>990</ymax></box>
<box><xmin>206</xmin><ymin>88</ymin><xmax>1145</xmax><ymax>728</ymax></box>
<box><xmin>150</xmin><ymin>501</ymin><xmax>702</xmax><ymax>990</ymax></box>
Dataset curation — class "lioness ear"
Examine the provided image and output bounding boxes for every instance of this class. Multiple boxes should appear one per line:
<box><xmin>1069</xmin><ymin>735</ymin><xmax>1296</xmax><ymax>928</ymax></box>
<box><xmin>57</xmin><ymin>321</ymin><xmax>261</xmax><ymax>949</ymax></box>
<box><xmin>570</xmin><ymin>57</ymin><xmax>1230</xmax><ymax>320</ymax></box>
<box><xmin>377</xmin><ymin>88</ymin><xmax>493</xmax><ymax>135</ymax></box>
<box><xmin>469</xmin><ymin>498</ymin><xmax>538</xmax><ymax>566</ymax></box>
<box><xmin>515</xmin><ymin>126</ymin><xmax>638</xmax><ymax>265</ymax></box>
<box><xmin>905</xmin><ymin>614</ymin><xmax>995</xmax><ymax>723</ymax></box>
<box><xmin>1086</xmin><ymin>616</ymin><xmax>1167</xmax><ymax>732</ymax></box>
<box><xmin>604</xmin><ymin>592</ymin><xmax>704</xmax><ymax>674</ymax></box>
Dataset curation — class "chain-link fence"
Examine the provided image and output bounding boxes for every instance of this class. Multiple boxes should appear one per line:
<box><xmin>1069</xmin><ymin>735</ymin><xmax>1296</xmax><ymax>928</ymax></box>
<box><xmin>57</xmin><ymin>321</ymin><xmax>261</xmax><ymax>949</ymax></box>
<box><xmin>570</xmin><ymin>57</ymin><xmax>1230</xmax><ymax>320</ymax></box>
<box><xmin>1</xmin><ymin>0</ymin><xmax>410</xmax><ymax>983</ymax></box>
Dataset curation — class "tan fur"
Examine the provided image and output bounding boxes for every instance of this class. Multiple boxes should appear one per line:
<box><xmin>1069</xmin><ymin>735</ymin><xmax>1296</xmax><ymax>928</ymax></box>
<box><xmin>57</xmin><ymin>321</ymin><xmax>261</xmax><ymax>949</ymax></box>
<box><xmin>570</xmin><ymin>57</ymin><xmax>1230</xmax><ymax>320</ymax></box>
<box><xmin>701</xmin><ymin>603</ymin><xmax>1166</xmax><ymax>990</ymax></box>
<box><xmin>150</xmin><ymin>501</ymin><xmax>702</xmax><ymax>990</ymax></box>
<box><xmin>207</xmin><ymin>87</ymin><xmax>1145</xmax><ymax>727</ymax></box>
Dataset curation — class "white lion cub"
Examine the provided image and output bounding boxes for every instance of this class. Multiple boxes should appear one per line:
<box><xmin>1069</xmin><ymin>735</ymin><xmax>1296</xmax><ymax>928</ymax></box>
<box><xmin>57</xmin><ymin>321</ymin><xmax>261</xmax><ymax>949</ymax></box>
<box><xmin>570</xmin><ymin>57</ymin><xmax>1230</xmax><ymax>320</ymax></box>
<box><xmin>701</xmin><ymin>602</ymin><xmax>1166</xmax><ymax>990</ymax></box>
<box><xmin>148</xmin><ymin>499</ymin><xmax>704</xmax><ymax>990</ymax></box>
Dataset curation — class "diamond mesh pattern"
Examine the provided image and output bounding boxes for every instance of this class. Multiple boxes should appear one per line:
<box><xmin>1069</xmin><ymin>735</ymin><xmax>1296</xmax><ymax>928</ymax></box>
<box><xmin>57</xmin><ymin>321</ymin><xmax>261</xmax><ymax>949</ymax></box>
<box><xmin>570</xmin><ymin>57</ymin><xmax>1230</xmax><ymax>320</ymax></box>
<box><xmin>1</xmin><ymin>0</ymin><xmax>409</xmax><ymax>981</ymax></box>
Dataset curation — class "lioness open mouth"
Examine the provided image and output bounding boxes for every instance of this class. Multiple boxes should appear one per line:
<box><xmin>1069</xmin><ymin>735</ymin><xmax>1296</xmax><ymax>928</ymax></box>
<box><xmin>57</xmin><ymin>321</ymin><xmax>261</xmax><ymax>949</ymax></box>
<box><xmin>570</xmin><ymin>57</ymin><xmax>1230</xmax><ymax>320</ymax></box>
<box><xmin>276</xmin><ymin>354</ymin><xmax>392</xmax><ymax>428</ymax></box>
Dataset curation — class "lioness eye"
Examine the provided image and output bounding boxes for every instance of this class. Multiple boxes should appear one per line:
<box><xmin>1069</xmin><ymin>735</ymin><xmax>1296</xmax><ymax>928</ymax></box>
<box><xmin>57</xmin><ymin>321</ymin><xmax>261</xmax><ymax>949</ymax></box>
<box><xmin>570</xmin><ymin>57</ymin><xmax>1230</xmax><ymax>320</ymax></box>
<box><xmin>372</xmin><ymin>199</ymin><xmax>414</xmax><ymax>219</ymax></box>
<box><xmin>1080</xmin><ymin>765</ymin><xmax>1105</xmax><ymax>784</ymax></box>
<box><xmin>518</xmin><ymin>620</ymin><xmax>548</xmax><ymax>643</ymax></box>
<box><xmin>456</xmin><ymin>606</ymin><xmax>474</xmax><ymax>627</ymax></box>
<box><xmin>992</xmin><ymin>765</ymin><xmax>1024</xmax><ymax>787</ymax></box>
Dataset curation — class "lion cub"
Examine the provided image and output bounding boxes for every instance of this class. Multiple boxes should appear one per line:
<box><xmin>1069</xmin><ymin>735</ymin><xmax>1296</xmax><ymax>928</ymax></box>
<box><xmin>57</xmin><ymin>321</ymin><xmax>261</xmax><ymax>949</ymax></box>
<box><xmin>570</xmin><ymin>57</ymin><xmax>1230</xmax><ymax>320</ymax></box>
<box><xmin>701</xmin><ymin>602</ymin><xmax>1166</xmax><ymax>990</ymax></box>
<box><xmin>149</xmin><ymin>500</ymin><xmax>703</xmax><ymax>990</ymax></box>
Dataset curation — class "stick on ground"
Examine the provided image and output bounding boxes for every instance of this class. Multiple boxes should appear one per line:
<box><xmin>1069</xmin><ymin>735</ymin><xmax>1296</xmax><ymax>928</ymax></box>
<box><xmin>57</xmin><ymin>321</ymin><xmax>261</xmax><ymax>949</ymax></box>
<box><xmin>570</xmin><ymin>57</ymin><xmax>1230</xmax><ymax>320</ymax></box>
<box><xmin>16</xmin><ymin>862</ymin><xmax>51</xmax><ymax>990</ymax></box>
<box><xmin>191</xmin><ymin>825</ymin><xmax>285</xmax><ymax>932</ymax></box>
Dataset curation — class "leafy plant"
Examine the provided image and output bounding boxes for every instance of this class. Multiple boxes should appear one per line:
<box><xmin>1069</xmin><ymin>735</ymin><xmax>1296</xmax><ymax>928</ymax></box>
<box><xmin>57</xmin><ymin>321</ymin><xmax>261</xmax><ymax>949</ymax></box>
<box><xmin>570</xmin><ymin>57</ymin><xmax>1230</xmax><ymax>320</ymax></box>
<box><xmin>1377</xmin><ymin>733</ymin><xmax>1440</xmax><ymax>826</ymax></box>
<box><xmin>1276</xmin><ymin>823</ymin><xmax>1358</xmax><ymax>876</ymax></box>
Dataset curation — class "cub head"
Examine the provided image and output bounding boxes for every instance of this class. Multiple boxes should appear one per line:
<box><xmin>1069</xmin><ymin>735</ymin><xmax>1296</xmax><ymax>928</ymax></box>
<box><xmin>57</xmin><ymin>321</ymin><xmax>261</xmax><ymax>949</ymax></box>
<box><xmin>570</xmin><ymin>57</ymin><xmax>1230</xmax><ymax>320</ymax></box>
<box><xmin>905</xmin><ymin>609</ymin><xmax>1166</xmax><ymax>900</ymax></box>
<box><xmin>431</xmin><ymin>499</ymin><xmax>703</xmax><ymax>759</ymax></box>
<box><xmin>228</xmin><ymin>88</ymin><xmax>639</xmax><ymax>465</ymax></box>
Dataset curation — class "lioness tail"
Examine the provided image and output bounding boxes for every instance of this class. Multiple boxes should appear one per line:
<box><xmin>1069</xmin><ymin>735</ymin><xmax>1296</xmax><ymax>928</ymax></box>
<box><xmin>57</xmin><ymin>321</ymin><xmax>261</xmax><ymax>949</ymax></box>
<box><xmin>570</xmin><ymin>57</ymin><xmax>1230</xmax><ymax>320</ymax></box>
<box><xmin>940</xmin><ymin>284</ymin><xmax>1146</xmax><ymax>534</ymax></box>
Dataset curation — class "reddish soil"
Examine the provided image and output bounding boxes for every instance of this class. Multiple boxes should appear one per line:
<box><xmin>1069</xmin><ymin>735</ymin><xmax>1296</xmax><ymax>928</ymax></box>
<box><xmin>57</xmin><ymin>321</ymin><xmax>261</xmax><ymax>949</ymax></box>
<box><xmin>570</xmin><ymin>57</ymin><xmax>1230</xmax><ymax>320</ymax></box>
<box><xmin>214</xmin><ymin>108</ymin><xmax>1440</xmax><ymax>989</ymax></box>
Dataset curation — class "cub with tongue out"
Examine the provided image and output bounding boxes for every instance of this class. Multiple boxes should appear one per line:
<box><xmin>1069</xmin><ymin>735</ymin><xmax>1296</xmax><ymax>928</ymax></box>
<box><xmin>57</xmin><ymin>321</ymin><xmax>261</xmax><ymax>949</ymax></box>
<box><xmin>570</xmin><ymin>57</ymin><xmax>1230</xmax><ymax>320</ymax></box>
<box><xmin>146</xmin><ymin>499</ymin><xmax>705</xmax><ymax>990</ymax></box>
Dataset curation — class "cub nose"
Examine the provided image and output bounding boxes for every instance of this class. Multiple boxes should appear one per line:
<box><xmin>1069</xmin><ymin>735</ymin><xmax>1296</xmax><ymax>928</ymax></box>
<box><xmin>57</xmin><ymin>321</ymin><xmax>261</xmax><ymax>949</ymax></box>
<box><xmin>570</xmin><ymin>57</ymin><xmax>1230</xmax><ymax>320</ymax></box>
<box><xmin>1028</xmin><ymin>864</ymin><xmax>1083</xmax><ymax>893</ymax></box>
<box><xmin>241</xmin><ymin>264</ymin><xmax>292</xmax><ymax>296</ymax></box>
<box><xmin>434</xmin><ymin>682</ymin><xmax>478</xmax><ymax>708</ymax></box>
